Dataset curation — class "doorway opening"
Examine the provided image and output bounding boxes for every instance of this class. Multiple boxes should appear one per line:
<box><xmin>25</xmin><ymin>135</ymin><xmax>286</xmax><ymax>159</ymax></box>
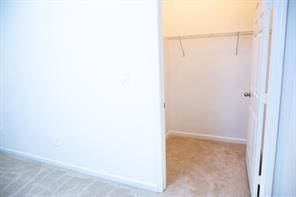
<box><xmin>160</xmin><ymin>1</ymin><xmax>284</xmax><ymax>196</ymax></box>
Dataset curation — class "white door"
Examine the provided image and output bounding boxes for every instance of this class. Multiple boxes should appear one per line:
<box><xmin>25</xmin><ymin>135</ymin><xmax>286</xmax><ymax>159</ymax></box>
<box><xmin>246</xmin><ymin>1</ymin><xmax>273</xmax><ymax>196</ymax></box>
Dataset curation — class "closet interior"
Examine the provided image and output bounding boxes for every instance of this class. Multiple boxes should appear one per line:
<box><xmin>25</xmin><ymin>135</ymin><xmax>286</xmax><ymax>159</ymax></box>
<box><xmin>163</xmin><ymin>1</ymin><xmax>257</xmax><ymax>195</ymax></box>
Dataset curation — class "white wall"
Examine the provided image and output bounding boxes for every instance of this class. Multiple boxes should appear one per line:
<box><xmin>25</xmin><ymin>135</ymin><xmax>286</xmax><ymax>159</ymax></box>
<box><xmin>273</xmin><ymin>0</ymin><xmax>296</xmax><ymax>195</ymax></box>
<box><xmin>163</xmin><ymin>0</ymin><xmax>255</xmax><ymax>142</ymax></box>
<box><xmin>164</xmin><ymin>36</ymin><xmax>251</xmax><ymax>141</ymax></box>
<box><xmin>163</xmin><ymin>0</ymin><xmax>257</xmax><ymax>37</ymax></box>
<box><xmin>0</xmin><ymin>0</ymin><xmax>164</xmax><ymax>191</ymax></box>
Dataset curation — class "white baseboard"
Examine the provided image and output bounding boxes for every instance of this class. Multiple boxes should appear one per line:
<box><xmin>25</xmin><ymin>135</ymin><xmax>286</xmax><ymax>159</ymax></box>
<box><xmin>165</xmin><ymin>131</ymin><xmax>172</xmax><ymax>139</ymax></box>
<box><xmin>166</xmin><ymin>130</ymin><xmax>246</xmax><ymax>144</ymax></box>
<box><xmin>0</xmin><ymin>147</ymin><xmax>163</xmax><ymax>192</ymax></box>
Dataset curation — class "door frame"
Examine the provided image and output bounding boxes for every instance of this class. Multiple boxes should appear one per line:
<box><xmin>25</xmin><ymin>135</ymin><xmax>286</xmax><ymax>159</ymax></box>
<box><xmin>157</xmin><ymin>0</ymin><xmax>288</xmax><ymax>194</ymax></box>
<box><xmin>158</xmin><ymin>0</ymin><xmax>167</xmax><ymax>191</ymax></box>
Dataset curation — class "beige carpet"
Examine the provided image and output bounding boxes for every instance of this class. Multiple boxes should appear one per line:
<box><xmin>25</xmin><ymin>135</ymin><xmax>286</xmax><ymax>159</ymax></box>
<box><xmin>165</xmin><ymin>136</ymin><xmax>250</xmax><ymax>197</ymax></box>
<box><xmin>0</xmin><ymin>136</ymin><xmax>249</xmax><ymax>196</ymax></box>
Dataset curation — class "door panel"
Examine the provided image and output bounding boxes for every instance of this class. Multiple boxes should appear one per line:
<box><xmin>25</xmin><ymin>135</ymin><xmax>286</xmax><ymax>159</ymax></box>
<box><xmin>246</xmin><ymin>1</ymin><xmax>273</xmax><ymax>196</ymax></box>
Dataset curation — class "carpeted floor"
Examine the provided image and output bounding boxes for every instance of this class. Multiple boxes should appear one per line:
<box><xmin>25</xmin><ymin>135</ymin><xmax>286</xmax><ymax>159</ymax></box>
<box><xmin>0</xmin><ymin>136</ymin><xmax>250</xmax><ymax>196</ymax></box>
<box><xmin>165</xmin><ymin>136</ymin><xmax>250</xmax><ymax>197</ymax></box>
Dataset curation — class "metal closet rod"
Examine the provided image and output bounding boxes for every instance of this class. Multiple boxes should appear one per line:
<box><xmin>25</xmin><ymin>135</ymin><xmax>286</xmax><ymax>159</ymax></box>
<box><xmin>165</xmin><ymin>31</ymin><xmax>253</xmax><ymax>40</ymax></box>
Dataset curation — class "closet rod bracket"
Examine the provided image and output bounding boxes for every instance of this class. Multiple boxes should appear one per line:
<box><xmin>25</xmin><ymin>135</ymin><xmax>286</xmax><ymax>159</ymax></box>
<box><xmin>235</xmin><ymin>32</ymin><xmax>240</xmax><ymax>55</ymax></box>
<box><xmin>178</xmin><ymin>36</ymin><xmax>186</xmax><ymax>57</ymax></box>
